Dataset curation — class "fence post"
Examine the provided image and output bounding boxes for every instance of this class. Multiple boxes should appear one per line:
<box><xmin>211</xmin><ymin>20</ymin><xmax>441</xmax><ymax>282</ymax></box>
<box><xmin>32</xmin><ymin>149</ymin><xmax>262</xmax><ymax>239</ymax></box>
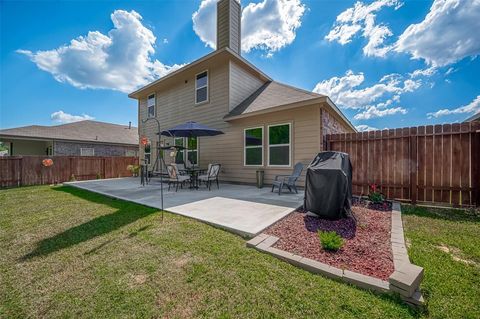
<box><xmin>472</xmin><ymin>122</ymin><xmax>480</xmax><ymax>206</ymax></box>
<box><xmin>409</xmin><ymin>127</ymin><xmax>417</xmax><ymax>205</ymax></box>
<box><xmin>103</xmin><ymin>158</ymin><xmax>106</xmax><ymax>179</ymax></box>
<box><xmin>19</xmin><ymin>157</ymin><xmax>23</xmax><ymax>187</ymax></box>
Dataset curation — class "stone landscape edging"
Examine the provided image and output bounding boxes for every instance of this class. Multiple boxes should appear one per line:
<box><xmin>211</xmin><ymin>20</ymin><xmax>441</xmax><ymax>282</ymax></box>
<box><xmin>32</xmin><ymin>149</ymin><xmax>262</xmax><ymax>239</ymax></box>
<box><xmin>246</xmin><ymin>201</ymin><xmax>425</xmax><ymax>306</ymax></box>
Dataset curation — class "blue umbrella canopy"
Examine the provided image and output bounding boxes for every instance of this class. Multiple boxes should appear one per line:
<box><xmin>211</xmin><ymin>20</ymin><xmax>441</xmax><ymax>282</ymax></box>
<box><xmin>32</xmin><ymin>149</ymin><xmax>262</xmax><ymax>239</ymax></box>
<box><xmin>160</xmin><ymin>121</ymin><xmax>224</xmax><ymax>137</ymax></box>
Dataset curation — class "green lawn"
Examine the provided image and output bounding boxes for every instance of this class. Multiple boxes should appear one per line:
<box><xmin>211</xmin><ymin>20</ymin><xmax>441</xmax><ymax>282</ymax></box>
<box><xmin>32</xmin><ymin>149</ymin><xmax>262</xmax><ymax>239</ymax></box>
<box><xmin>0</xmin><ymin>185</ymin><xmax>478</xmax><ymax>318</ymax></box>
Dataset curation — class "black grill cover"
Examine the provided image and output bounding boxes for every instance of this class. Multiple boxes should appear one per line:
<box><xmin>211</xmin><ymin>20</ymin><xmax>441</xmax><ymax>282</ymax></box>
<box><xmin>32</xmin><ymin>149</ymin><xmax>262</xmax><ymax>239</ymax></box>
<box><xmin>304</xmin><ymin>151</ymin><xmax>352</xmax><ymax>220</ymax></box>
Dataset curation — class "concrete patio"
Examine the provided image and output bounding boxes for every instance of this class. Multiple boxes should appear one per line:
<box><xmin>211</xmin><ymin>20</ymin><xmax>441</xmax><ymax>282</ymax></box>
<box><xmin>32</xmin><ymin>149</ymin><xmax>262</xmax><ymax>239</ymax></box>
<box><xmin>66</xmin><ymin>177</ymin><xmax>304</xmax><ymax>237</ymax></box>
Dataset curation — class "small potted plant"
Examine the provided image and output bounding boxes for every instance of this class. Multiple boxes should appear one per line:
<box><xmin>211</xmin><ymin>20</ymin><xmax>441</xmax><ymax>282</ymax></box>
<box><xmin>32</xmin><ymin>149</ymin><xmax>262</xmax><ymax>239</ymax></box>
<box><xmin>127</xmin><ymin>164</ymin><xmax>140</xmax><ymax>177</ymax></box>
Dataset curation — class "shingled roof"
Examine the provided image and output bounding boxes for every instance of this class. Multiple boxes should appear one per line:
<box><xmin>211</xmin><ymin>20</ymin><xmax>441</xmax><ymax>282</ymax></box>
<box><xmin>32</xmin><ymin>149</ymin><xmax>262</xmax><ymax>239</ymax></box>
<box><xmin>0</xmin><ymin>120</ymin><xmax>138</xmax><ymax>145</ymax></box>
<box><xmin>224</xmin><ymin>81</ymin><xmax>325</xmax><ymax>119</ymax></box>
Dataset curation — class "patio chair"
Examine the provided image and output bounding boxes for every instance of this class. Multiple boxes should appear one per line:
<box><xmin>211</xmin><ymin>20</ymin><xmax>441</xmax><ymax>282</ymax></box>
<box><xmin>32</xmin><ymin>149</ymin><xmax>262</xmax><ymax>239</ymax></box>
<box><xmin>166</xmin><ymin>164</ymin><xmax>191</xmax><ymax>191</ymax></box>
<box><xmin>271</xmin><ymin>162</ymin><xmax>304</xmax><ymax>195</ymax></box>
<box><xmin>198</xmin><ymin>163</ymin><xmax>221</xmax><ymax>190</ymax></box>
<box><xmin>175</xmin><ymin>163</ymin><xmax>188</xmax><ymax>175</ymax></box>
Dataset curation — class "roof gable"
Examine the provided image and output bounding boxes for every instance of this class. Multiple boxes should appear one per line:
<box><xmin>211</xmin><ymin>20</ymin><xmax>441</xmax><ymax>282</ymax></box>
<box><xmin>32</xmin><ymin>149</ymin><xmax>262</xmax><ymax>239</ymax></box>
<box><xmin>128</xmin><ymin>48</ymin><xmax>271</xmax><ymax>99</ymax></box>
<box><xmin>225</xmin><ymin>81</ymin><xmax>324</xmax><ymax>119</ymax></box>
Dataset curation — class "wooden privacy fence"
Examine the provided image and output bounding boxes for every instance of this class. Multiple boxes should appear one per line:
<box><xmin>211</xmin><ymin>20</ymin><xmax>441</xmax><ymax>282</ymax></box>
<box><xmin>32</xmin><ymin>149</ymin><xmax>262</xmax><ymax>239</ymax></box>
<box><xmin>0</xmin><ymin>156</ymin><xmax>139</xmax><ymax>188</ymax></box>
<box><xmin>326</xmin><ymin>122</ymin><xmax>480</xmax><ymax>207</ymax></box>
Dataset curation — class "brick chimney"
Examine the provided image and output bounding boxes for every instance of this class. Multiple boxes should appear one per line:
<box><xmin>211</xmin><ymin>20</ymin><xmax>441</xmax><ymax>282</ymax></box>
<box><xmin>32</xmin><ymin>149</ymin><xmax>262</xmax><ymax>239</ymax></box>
<box><xmin>216</xmin><ymin>0</ymin><xmax>241</xmax><ymax>55</ymax></box>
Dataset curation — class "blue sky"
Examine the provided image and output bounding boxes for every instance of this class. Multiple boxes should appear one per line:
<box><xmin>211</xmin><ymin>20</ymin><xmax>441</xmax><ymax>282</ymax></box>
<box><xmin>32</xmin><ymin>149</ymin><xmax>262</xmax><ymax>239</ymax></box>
<box><xmin>1</xmin><ymin>0</ymin><xmax>479</xmax><ymax>131</ymax></box>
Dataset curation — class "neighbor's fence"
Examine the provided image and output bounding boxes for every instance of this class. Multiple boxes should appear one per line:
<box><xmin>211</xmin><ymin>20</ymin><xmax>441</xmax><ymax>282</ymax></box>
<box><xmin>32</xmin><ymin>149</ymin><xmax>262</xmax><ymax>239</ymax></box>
<box><xmin>326</xmin><ymin>122</ymin><xmax>480</xmax><ymax>207</ymax></box>
<box><xmin>0</xmin><ymin>156</ymin><xmax>139</xmax><ymax>188</ymax></box>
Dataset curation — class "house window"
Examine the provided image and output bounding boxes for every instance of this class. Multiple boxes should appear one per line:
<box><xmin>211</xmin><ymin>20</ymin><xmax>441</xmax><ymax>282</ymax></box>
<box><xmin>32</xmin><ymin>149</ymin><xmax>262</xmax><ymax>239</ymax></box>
<box><xmin>144</xmin><ymin>143</ymin><xmax>151</xmax><ymax>164</ymax></box>
<box><xmin>195</xmin><ymin>71</ymin><xmax>208</xmax><ymax>104</ymax></box>
<box><xmin>268</xmin><ymin>123</ymin><xmax>291</xmax><ymax>167</ymax></box>
<box><xmin>186</xmin><ymin>137</ymin><xmax>198</xmax><ymax>165</ymax></box>
<box><xmin>147</xmin><ymin>94</ymin><xmax>155</xmax><ymax>118</ymax></box>
<box><xmin>244</xmin><ymin>127</ymin><xmax>263</xmax><ymax>166</ymax></box>
<box><xmin>174</xmin><ymin>137</ymin><xmax>198</xmax><ymax>165</ymax></box>
<box><xmin>80</xmin><ymin>148</ymin><xmax>94</xmax><ymax>156</ymax></box>
<box><xmin>174</xmin><ymin>137</ymin><xmax>184</xmax><ymax>163</ymax></box>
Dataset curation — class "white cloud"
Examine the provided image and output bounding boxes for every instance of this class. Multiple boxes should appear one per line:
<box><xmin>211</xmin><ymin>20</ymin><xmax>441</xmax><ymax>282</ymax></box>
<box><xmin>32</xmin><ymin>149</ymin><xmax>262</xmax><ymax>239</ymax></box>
<box><xmin>313</xmin><ymin>70</ymin><xmax>420</xmax><ymax>110</ymax></box>
<box><xmin>409</xmin><ymin>66</ymin><xmax>436</xmax><ymax>78</ymax></box>
<box><xmin>395</xmin><ymin>0</ymin><xmax>480</xmax><ymax>66</ymax></box>
<box><xmin>18</xmin><ymin>10</ymin><xmax>183</xmax><ymax>93</ymax></box>
<box><xmin>325</xmin><ymin>0</ymin><xmax>402</xmax><ymax>57</ymax></box>
<box><xmin>427</xmin><ymin>95</ymin><xmax>480</xmax><ymax>118</ymax></box>
<box><xmin>192</xmin><ymin>0</ymin><xmax>305</xmax><ymax>55</ymax></box>
<box><xmin>192</xmin><ymin>0</ymin><xmax>217</xmax><ymax>49</ymax></box>
<box><xmin>354</xmin><ymin>105</ymin><xmax>407</xmax><ymax>120</ymax></box>
<box><xmin>356</xmin><ymin>124</ymin><xmax>378</xmax><ymax>132</ymax></box>
<box><xmin>51</xmin><ymin>110</ymin><xmax>94</xmax><ymax>124</ymax></box>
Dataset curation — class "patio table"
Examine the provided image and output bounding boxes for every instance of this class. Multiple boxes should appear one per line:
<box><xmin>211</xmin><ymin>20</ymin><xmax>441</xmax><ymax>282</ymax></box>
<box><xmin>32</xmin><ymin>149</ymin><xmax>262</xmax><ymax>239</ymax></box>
<box><xmin>184</xmin><ymin>167</ymin><xmax>206</xmax><ymax>189</ymax></box>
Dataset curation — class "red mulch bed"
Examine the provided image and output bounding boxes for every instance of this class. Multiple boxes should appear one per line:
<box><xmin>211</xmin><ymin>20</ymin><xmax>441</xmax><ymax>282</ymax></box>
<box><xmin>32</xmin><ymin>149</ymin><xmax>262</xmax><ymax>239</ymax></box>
<box><xmin>264</xmin><ymin>204</ymin><xmax>394</xmax><ymax>280</ymax></box>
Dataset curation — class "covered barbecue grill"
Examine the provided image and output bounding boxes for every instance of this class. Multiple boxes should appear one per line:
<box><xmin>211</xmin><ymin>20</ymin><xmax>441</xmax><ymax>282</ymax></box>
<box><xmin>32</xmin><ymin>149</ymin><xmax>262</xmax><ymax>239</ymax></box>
<box><xmin>304</xmin><ymin>151</ymin><xmax>352</xmax><ymax>220</ymax></box>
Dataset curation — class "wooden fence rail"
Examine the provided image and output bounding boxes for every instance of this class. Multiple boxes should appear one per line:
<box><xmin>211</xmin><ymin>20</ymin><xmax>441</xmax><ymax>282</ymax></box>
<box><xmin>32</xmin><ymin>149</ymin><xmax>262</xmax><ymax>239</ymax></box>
<box><xmin>0</xmin><ymin>156</ymin><xmax>139</xmax><ymax>188</ymax></box>
<box><xmin>326</xmin><ymin>122</ymin><xmax>480</xmax><ymax>207</ymax></box>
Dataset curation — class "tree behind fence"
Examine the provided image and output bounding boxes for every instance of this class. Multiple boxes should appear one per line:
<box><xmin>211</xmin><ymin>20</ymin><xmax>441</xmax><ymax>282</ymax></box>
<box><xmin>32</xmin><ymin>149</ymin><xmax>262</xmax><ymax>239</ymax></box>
<box><xmin>0</xmin><ymin>156</ymin><xmax>139</xmax><ymax>188</ymax></box>
<box><xmin>326</xmin><ymin>122</ymin><xmax>480</xmax><ymax>207</ymax></box>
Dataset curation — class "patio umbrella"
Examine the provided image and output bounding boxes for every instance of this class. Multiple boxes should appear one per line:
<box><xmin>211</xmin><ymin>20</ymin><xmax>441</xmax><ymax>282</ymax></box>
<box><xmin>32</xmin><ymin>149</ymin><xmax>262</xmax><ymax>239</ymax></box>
<box><xmin>160</xmin><ymin>121</ymin><xmax>224</xmax><ymax>168</ymax></box>
<box><xmin>160</xmin><ymin>121</ymin><xmax>224</xmax><ymax>137</ymax></box>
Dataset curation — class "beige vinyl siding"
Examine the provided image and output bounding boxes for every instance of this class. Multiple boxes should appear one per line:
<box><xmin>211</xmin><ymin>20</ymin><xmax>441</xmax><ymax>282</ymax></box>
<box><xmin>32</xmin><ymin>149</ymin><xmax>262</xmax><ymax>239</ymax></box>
<box><xmin>228</xmin><ymin>0</ymin><xmax>241</xmax><ymax>54</ymax></box>
<box><xmin>229</xmin><ymin>60</ymin><xmax>265</xmax><ymax>111</ymax></box>
<box><xmin>138</xmin><ymin>56</ymin><xmax>231</xmax><ymax>169</ymax></box>
<box><xmin>137</xmin><ymin>54</ymin><xmax>352</xmax><ymax>185</ymax></box>
<box><xmin>217</xmin><ymin>105</ymin><xmax>322</xmax><ymax>185</ymax></box>
<box><xmin>216</xmin><ymin>0</ymin><xmax>241</xmax><ymax>54</ymax></box>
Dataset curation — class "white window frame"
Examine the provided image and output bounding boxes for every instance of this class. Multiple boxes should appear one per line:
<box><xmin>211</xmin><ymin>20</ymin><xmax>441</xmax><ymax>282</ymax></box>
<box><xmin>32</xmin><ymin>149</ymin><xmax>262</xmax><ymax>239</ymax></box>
<box><xmin>80</xmin><ymin>148</ymin><xmax>95</xmax><ymax>156</ymax></box>
<box><xmin>174</xmin><ymin>137</ymin><xmax>199</xmax><ymax>165</ymax></box>
<box><xmin>267</xmin><ymin>122</ymin><xmax>291</xmax><ymax>168</ymax></box>
<box><xmin>186</xmin><ymin>137</ymin><xmax>199</xmax><ymax>165</ymax></box>
<box><xmin>244</xmin><ymin>126</ymin><xmax>264</xmax><ymax>167</ymax></box>
<box><xmin>144</xmin><ymin>142</ymin><xmax>151</xmax><ymax>165</ymax></box>
<box><xmin>147</xmin><ymin>94</ymin><xmax>155</xmax><ymax>118</ymax></box>
<box><xmin>195</xmin><ymin>70</ymin><xmax>209</xmax><ymax>105</ymax></box>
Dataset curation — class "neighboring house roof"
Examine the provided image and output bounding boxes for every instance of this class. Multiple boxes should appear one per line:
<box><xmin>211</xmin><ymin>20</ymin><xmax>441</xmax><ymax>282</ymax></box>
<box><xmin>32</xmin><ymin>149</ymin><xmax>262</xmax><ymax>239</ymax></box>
<box><xmin>128</xmin><ymin>47</ymin><xmax>272</xmax><ymax>99</ymax></box>
<box><xmin>463</xmin><ymin>112</ymin><xmax>480</xmax><ymax>122</ymax></box>
<box><xmin>225</xmin><ymin>81</ymin><xmax>324</xmax><ymax>118</ymax></box>
<box><xmin>0</xmin><ymin>120</ymin><xmax>138</xmax><ymax>145</ymax></box>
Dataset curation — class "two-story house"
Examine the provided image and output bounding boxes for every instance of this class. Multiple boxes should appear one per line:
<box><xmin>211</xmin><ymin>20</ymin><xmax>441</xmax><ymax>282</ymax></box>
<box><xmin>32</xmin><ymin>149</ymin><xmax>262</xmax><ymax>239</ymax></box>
<box><xmin>129</xmin><ymin>0</ymin><xmax>355</xmax><ymax>185</ymax></box>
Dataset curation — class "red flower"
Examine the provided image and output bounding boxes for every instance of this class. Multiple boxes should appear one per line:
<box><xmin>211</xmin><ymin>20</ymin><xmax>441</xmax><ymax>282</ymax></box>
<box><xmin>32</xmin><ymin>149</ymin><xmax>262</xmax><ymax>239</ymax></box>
<box><xmin>42</xmin><ymin>158</ymin><xmax>53</xmax><ymax>167</ymax></box>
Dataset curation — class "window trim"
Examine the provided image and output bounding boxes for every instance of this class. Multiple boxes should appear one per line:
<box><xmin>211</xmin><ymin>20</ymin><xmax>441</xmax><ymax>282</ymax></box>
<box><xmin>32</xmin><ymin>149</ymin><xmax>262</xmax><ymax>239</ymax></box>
<box><xmin>267</xmin><ymin>122</ymin><xmax>292</xmax><ymax>168</ymax></box>
<box><xmin>244</xmin><ymin>126</ymin><xmax>264</xmax><ymax>167</ymax></box>
<box><xmin>144</xmin><ymin>142</ymin><xmax>151</xmax><ymax>165</ymax></box>
<box><xmin>186</xmin><ymin>136</ymin><xmax>199</xmax><ymax>165</ymax></box>
<box><xmin>80</xmin><ymin>148</ymin><xmax>95</xmax><ymax>156</ymax></box>
<box><xmin>147</xmin><ymin>94</ymin><xmax>156</xmax><ymax>118</ymax></box>
<box><xmin>195</xmin><ymin>70</ymin><xmax>209</xmax><ymax>105</ymax></box>
<box><xmin>174</xmin><ymin>137</ymin><xmax>199</xmax><ymax>165</ymax></box>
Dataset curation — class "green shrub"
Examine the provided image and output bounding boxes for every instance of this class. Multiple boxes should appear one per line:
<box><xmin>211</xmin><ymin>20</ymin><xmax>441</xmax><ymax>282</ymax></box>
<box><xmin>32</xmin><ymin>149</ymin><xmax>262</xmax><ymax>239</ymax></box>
<box><xmin>368</xmin><ymin>183</ymin><xmax>385</xmax><ymax>203</ymax></box>
<box><xmin>318</xmin><ymin>231</ymin><xmax>344</xmax><ymax>251</ymax></box>
<box><xmin>368</xmin><ymin>191</ymin><xmax>384</xmax><ymax>204</ymax></box>
<box><xmin>69</xmin><ymin>174</ymin><xmax>76</xmax><ymax>182</ymax></box>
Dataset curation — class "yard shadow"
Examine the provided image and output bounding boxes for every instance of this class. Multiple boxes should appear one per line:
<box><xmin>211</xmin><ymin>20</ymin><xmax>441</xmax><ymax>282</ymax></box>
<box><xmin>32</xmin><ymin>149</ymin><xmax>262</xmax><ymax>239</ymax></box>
<box><xmin>303</xmin><ymin>214</ymin><xmax>356</xmax><ymax>239</ymax></box>
<box><xmin>21</xmin><ymin>186</ymin><xmax>159</xmax><ymax>260</ymax></box>
<box><xmin>401</xmin><ymin>205</ymin><xmax>480</xmax><ymax>223</ymax></box>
